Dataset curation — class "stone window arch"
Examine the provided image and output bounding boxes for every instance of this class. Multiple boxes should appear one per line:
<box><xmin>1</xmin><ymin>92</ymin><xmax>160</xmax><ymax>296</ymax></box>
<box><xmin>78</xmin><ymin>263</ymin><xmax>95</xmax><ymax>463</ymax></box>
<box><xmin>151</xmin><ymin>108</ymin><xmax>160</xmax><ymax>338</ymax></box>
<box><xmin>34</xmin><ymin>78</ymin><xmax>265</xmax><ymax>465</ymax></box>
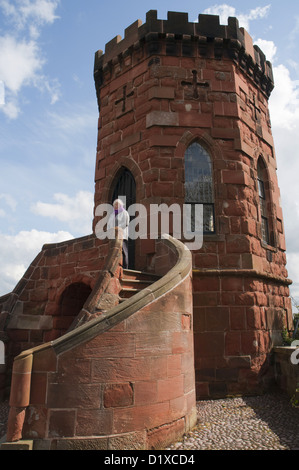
<box><xmin>184</xmin><ymin>141</ymin><xmax>215</xmax><ymax>234</ymax></box>
<box><xmin>257</xmin><ymin>156</ymin><xmax>274</xmax><ymax>246</ymax></box>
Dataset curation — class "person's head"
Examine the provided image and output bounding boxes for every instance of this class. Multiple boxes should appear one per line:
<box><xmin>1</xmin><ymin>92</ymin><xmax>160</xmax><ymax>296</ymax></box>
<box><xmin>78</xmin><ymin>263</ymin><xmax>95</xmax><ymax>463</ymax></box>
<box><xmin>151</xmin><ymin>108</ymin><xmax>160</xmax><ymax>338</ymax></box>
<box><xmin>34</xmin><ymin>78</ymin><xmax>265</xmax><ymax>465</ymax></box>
<box><xmin>113</xmin><ymin>199</ymin><xmax>124</xmax><ymax>211</ymax></box>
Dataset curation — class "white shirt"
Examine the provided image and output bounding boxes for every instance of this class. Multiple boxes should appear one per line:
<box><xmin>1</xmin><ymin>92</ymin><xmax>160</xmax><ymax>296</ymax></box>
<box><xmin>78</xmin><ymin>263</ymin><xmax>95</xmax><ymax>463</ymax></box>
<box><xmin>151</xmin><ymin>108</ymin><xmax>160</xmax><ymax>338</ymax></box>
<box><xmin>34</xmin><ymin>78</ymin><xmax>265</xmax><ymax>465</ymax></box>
<box><xmin>107</xmin><ymin>209</ymin><xmax>130</xmax><ymax>240</ymax></box>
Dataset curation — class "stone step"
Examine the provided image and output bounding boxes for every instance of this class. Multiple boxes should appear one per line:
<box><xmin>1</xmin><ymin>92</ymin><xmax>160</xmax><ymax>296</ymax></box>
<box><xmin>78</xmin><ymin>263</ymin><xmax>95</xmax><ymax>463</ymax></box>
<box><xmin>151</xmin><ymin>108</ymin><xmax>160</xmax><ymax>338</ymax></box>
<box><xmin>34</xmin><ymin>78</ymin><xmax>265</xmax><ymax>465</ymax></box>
<box><xmin>118</xmin><ymin>269</ymin><xmax>160</xmax><ymax>302</ymax></box>
<box><xmin>122</xmin><ymin>268</ymin><xmax>160</xmax><ymax>282</ymax></box>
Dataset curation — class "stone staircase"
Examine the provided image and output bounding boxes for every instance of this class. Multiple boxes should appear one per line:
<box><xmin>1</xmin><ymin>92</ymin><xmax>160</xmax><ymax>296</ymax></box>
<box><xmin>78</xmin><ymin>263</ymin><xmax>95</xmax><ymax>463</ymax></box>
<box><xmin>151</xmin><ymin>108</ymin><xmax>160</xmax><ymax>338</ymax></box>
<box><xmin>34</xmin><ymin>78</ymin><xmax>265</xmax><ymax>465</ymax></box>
<box><xmin>118</xmin><ymin>269</ymin><xmax>161</xmax><ymax>302</ymax></box>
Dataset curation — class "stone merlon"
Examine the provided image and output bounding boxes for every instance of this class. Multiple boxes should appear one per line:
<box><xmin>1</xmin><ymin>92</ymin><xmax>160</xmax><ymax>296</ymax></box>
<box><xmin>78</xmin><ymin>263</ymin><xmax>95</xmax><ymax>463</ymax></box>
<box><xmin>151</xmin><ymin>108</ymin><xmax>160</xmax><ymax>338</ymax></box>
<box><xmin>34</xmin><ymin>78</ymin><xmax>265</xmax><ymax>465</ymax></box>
<box><xmin>94</xmin><ymin>10</ymin><xmax>274</xmax><ymax>95</ymax></box>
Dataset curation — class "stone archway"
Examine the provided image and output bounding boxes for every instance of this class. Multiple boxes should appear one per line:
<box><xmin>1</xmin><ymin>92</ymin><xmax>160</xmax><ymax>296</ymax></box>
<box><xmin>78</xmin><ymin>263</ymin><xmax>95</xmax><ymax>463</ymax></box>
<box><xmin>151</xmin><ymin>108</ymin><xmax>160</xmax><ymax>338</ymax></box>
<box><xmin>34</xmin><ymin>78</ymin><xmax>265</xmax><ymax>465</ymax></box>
<box><xmin>57</xmin><ymin>282</ymin><xmax>92</xmax><ymax>335</ymax></box>
<box><xmin>111</xmin><ymin>167</ymin><xmax>136</xmax><ymax>269</ymax></box>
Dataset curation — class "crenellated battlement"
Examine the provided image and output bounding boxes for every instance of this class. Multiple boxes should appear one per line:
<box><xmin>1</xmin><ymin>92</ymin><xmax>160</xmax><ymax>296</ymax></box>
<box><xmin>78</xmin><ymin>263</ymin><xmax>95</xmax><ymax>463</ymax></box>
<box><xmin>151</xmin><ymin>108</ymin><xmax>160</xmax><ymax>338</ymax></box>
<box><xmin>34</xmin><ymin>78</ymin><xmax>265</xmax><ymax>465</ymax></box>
<box><xmin>94</xmin><ymin>10</ymin><xmax>274</xmax><ymax>97</ymax></box>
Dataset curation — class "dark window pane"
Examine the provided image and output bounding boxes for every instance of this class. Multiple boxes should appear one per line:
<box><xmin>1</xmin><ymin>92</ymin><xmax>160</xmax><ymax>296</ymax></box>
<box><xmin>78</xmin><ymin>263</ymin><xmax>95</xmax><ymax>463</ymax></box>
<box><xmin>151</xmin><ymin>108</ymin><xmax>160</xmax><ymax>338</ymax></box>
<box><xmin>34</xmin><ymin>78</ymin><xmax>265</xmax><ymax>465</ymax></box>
<box><xmin>257</xmin><ymin>159</ymin><xmax>270</xmax><ymax>245</ymax></box>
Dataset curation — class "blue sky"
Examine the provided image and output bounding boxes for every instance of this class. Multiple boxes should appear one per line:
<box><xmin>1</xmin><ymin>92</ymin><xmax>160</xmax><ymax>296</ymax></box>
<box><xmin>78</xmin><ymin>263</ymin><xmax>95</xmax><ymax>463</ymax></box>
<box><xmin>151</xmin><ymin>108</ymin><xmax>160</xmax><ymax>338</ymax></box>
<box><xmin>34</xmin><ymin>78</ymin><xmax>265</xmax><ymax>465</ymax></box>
<box><xmin>0</xmin><ymin>1</ymin><xmax>299</xmax><ymax>307</ymax></box>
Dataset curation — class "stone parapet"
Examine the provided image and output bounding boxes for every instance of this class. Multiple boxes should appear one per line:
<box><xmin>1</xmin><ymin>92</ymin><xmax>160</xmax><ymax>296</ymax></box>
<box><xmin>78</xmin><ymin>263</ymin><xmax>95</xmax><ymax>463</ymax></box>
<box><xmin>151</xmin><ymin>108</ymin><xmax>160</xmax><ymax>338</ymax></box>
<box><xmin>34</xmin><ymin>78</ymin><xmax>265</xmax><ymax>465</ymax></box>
<box><xmin>94</xmin><ymin>10</ymin><xmax>274</xmax><ymax>100</ymax></box>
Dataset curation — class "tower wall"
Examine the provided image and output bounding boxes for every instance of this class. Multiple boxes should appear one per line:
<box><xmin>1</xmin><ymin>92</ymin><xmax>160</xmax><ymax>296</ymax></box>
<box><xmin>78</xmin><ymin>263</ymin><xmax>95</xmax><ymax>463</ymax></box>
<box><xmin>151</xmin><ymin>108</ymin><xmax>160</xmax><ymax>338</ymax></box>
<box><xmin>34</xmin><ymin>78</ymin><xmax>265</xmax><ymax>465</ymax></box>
<box><xmin>93</xmin><ymin>11</ymin><xmax>292</xmax><ymax>398</ymax></box>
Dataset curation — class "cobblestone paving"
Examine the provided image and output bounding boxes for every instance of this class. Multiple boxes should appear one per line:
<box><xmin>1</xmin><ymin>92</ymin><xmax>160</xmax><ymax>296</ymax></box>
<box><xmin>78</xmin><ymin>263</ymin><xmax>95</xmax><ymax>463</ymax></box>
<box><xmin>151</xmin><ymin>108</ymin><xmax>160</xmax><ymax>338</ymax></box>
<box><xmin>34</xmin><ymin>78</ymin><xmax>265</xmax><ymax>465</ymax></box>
<box><xmin>167</xmin><ymin>391</ymin><xmax>299</xmax><ymax>450</ymax></box>
<box><xmin>1</xmin><ymin>391</ymin><xmax>299</xmax><ymax>450</ymax></box>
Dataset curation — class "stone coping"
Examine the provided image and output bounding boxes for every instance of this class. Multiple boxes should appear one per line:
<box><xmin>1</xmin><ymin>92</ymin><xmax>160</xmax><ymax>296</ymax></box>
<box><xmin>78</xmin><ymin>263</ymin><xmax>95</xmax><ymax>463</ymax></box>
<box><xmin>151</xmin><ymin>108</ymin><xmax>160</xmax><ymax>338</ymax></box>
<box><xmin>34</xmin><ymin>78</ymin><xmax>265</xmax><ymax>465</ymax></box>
<box><xmin>192</xmin><ymin>268</ymin><xmax>292</xmax><ymax>286</ymax></box>
<box><xmin>14</xmin><ymin>234</ymin><xmax>192</xmax><ymax>359</ymax></box>
<box><xmin>274</xmin><ymin>346</ymin><xmax>299</xmax><ymax>354</ymax></box>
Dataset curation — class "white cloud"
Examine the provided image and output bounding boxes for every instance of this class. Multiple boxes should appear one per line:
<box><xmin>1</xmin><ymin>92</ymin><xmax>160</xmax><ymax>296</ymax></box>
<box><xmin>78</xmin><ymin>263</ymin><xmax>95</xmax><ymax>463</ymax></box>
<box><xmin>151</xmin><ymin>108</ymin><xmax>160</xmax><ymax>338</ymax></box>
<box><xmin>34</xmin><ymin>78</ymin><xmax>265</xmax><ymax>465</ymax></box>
<box><xmin>0</xmin><ymin>0</ymin><xmax>60</xmax><ymax>119</ymax></box>
<box><xmin>0</xmin><ymin>194</ymin><xmax>17</xmax><ymax>214</ymax></box>
<box><xmin>270</xmin><ymin>64</ymin><xmax>299</xmax><ymax>130</ymax></box>
<box><xmin>31</xmin><ymin>190</ymin><xmax>94</xmax><ymax>235</ymax></box>
<box><xmin>0</xmin><ymin>35</ymin><xmax>43</xmax><ymax>94</ymax></box>
<box><xmin>267</xmin><ymin>59</ymin><xmax>299</xmax><ymax>306</ymax></box>
<box><xmin>255</xmin><ymin>39</ymin><xmax>277</xmax><ymax>63</ymax></box>
<box><xmin>203</xmin><ymin>4</ymin><xmax>271</xmax><ymax>31</ymax></box>
<box><xmin>0</xmin><ymin>228</ymin><xmax>73</xmax><ymax>296</ymax></box>
<box><xmin>0</xmin><ymin>0</ymin><xmax>60</xmax><ymax>34</ymax></box>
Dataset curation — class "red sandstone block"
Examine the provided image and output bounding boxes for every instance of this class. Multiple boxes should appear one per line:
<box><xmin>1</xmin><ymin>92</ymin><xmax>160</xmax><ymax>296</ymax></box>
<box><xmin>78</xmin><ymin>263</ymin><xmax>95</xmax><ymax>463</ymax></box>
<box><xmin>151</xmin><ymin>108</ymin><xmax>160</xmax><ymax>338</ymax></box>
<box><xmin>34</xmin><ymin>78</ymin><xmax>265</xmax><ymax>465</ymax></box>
<box><xmin>205</xmin><ymin>307</ymin><xmax>230</xmax><ymax>332</ymax></box>
<box><xmin>143</xmin><ymin>168</ymin><xmax>159</xmax><ymax>183</ymax></box>
<box><xmin>59</xmin><ymin>263</ymin><xmax>77</xmax><ymax>278</ymax></box>
<box><xmin>147</xmin><ymin>417</ymin><xmax>185</xmax><ymax>450</ymax></box>
<box><xmin>255</xmin><ymin>291</ymin><xmax>268</xmax><ymax>306</ymax></box>
<box><xmin>214</xmin><ymin>101</ymin><xmax>239</xmax><ymax>117</ymax></box>
<box><xmin>157</xmin><ymin>375</ymin><xmax>184</xmax><ymax>402</ymax></box>
<box><xmin>220</xmin><ymin>291</ymin><xmax>236</xmax><ymax>306</ymax></box>
<box><xmin>194</xmin><ymin>292</ymin><xmax>218</xmax><ymax>307</ymax></box>
<box><xmin>181</xmin><ymin>314</ymin><xmax>191</xmax><ymax>330</ymax></box>
<box><xmin>135</xmin><ymin>331</ymin><xmax>173</xmax><ymax>357</ymax></box>
<box><xmin>56</xmin><ymin>357</ymin><xmax>91</xmax><ymax>384</ymax></box>
<box><xmin>76</xmin><ymin>408</ymin><xmax>113</xmax><ymax>437</ymax></box>
<box><xmin>194</xmin><ymin>332</ymin><xmax>224</xmax><ymax>357</ymax></box>
<box><xmin>47</xmin><ymin>383</ymin><xmax>101</xmax><ymax>409</ymax></box>
<box><xmin>149</xmin><ymin>356</ymin><xmax>168</xmax><ymax>380</ymax></box>
<box><xmin>241</xmin><ymin>331</ymin><xmax>259</xmax><ymax>355</ymax></box>
<box><xmin>48</xmin><ymin>409</ymin><xmax>76</xmax><ymax>438</ymax></box>
<box><xmin>179</xmin><ymin>112</ymin><xmax>212</xmax><ymax>128</ymax></box>
<box><xmin>246</xmin><ymin>306</ymin><xmax>261</xmax><ymax>330</ymax></box>
<box><xmin>195</xmin><ymin>381</ymin><xmax>209</xmax><ymax>399</ymax></box>
<box><xmin>193</xmin><ymin>276</ymin><xmax>220</xmax><ymax>292</ymax></box>
<box><xmin>194</xmin><ymin>253</ymin><xmax>218</xmax><ymax>268</ymax></box>
<box><xmin>149</xmin><ymin>134</ymin><xmax>179</xmax><ymax>147</ymax></box>
<box><xmin>151</xmin><ymin>181</ymin><xmax>174</xmax><ymax>197</ymax></box>
<box><xmin>134</xmin><ymin>381</ymin><xmax>158</xmax><ymax>405</ymax></box>
<box><xmin>104</xmin><ymin>383</ymin><xmax>134</xmax><ymax>408</ymax></box>
<box><xmin>160</xmin><ymin>169</ymin><xmax>178</xmax><ymax>181</ymax></box>
<box><xmin>148</xmin><ymin>86</ymin><xmax>175</xmax><ymax>100</ymax></box>
<box><xmin>32</xmin><ymin>347</ymin><xmax>57</xmax><ymax>373</ymax></box>
<box><xmin>230</xmin><ymin>307</ymin><xmax>246</xmax><ymax>330</ymax></box>
<box><xmin>221</xmin><ymin>277</ymin><xmax>243</xmax><ymax>291</ymax></box>
<box><xmin>92</xmin><ymin>357</ymin><xmax>152</xmax><ymax>383</ymax></box>
<box><xmin>150</xmin><ymin>155</ymin><xmax>171</xmax><ymax>168</ymax></box>
<box><xmin>222</xmin><ymin>170</ymin><xmax>250</xmax><ymax>186</ymax></box>
<box><xmin>235</xmin><ymin>292</ymin><xmax>255</xmax><ymax>306</ymax></box>
<box><xmin>167</xmin><ymin>355</ymin><xmax>182</xmax><ymax>378</ymax></box>
<box><xmin>84</xmin><ymin>332</ymin><xmax>136</xmax><ymax>359</ymax></box>
<box><xmin>30</xmin><ymin>372</ymin><xmax>47</xmax><ymax>405</ymax></box>
<box><xmin>113</xmin><ymin>402</ymin><xmax>171</xmax><ymax>434</ymax></box>
<box><xmin>172</xmin><ymin>331</ymin><xmax>193</xmax><ymax>355</ymax></box>
<box><xmin>225</xmin><ymin>331</ymin><xmax>241</xmax><ymax>356</ymax></box>
<box><xmin>29</xmin><ymin>289</ymin><xmax>49</xmax><ymax>303</ymax></box>
<box><xmin>192</xmin><ymin>307</ymin><xmax>206</xmax><ymax>333</ymax></box>
<box><xmin>226</xmin><ymin>235</ymin><xmax>250</xmax><ymax>254</ymax></box>
<box><xmin>223</xmin><ymin>200</ymin><xmax>247</xmax><ymax>217</ymax></box>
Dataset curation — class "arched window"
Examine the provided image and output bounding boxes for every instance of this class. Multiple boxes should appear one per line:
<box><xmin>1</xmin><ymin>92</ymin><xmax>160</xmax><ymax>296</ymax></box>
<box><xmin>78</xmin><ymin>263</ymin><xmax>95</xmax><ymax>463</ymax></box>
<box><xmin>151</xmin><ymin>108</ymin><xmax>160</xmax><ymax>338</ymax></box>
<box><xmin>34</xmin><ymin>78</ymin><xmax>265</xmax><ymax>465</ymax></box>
<box><xmin>184</xmin><ymin>142</ymin><xmax>215</xmax><ymax>233</ymax></box>
<box><xmin>257</xmin><ymin>158</ymin><xmax>270</xmax><ymax>245</ymax></box>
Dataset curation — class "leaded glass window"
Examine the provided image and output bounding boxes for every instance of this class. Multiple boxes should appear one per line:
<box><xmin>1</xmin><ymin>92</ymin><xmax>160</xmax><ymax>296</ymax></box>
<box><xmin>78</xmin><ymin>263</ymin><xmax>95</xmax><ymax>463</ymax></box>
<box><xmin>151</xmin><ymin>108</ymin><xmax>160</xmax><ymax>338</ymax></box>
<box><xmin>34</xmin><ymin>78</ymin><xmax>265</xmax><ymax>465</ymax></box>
<box><xmin>184</xmin><ymin>142</ymin><xmax>215</xmax><ymax>233</ymax></box>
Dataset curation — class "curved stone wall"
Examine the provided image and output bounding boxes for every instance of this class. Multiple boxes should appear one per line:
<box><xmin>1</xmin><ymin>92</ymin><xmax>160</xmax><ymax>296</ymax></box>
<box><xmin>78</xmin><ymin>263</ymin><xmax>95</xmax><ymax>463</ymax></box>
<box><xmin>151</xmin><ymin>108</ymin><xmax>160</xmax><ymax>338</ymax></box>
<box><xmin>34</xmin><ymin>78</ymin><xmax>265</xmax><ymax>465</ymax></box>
<box><xmin>4</xmin><ymin>235</ymin><xmax>196</xmax><ymax>450</ymax></box>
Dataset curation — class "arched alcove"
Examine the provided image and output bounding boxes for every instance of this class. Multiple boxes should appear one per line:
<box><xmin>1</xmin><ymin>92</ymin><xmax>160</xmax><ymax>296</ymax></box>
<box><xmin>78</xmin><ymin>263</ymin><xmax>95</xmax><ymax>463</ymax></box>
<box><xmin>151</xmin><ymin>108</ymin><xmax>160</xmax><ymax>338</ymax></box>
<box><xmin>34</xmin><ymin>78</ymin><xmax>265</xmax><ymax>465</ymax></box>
<box><xmin>58</xmin><ymin>283</ymin><xmax>92</xmax><ymax>335</ymax></box>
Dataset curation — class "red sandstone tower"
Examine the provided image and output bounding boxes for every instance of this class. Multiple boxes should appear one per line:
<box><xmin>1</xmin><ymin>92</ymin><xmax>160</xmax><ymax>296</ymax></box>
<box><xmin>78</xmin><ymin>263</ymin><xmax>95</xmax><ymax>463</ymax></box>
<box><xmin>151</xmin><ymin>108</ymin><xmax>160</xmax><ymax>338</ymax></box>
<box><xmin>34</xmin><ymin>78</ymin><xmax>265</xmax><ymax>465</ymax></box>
<box><xmin>93</xmin><ymin>11</ymin><xmax>292</xmax><ymax>398</ymax></box>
